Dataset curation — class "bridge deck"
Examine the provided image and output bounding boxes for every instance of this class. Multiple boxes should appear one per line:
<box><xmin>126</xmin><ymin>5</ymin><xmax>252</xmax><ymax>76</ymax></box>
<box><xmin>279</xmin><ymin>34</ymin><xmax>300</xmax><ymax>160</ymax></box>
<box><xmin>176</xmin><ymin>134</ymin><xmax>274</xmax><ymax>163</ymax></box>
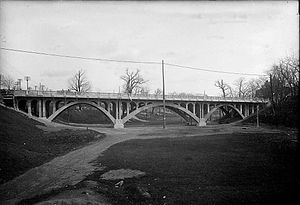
<box><xmin>13</xmin><ymin>90</ymin><xmax>267</xmax><ymax>103</ymax></box>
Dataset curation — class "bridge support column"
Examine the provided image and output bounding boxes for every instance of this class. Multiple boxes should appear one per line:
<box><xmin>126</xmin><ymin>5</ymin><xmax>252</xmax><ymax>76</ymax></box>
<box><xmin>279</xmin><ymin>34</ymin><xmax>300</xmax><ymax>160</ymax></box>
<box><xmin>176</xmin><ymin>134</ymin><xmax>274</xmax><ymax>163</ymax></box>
<box><xmin>193</xmin><ymin>103</ymin><xmax>196</xmax><ymax>114</ymax></box>
<box><xmin>207</xmin><ymin>103</ymin><xmax>210</xmax><ymax>113</ymax></box>
<box><xmin>198</xmin><ymin>118</ymin><xmax>206</xmax><ymax>126</ymax></box>
<box><xmin>107</xmin><ymin>102</ymin><xmax>111</xmax><ymax>113</ymax></box>
<box><xmin>114</xmin><ymin>119</ymin><xmax>124</xmax><ymax>128</ymax></box>
<box><xmin>27</xmin><ymin>100</ymin><xmax>32</xmax><ymax>116</ymax></box>
<box><xmin>42</xmin><ymin>100</ymin><xmax>46</xmax><ymax>117</ymax></box>
<box><xmin>126</xmin><ymin>102</ymin><xmax>130</xmax><ymax>115</ymax></box>
<box><xmin>15</xmin><ymin>99</ymin><xmax>19</xmax><ymax>110</ymax></box>
<box><xmin>198</xmin><ymin>103</ymin><xmax>201</xmax><ymax>118</ymax></box>
<box><xmin>118</xmin><ymin>101</ymin><xmax>123</xmax><ymax>119</ymax></box>
<box><xmin>38</xmin><ymin>100</ymin><xmax>42</xmax><ymax>117</ymax></box>
<box><xmin>115</xmin><ymin>101</ymin><xmax>119</xmax><ymax>119</ymax></box>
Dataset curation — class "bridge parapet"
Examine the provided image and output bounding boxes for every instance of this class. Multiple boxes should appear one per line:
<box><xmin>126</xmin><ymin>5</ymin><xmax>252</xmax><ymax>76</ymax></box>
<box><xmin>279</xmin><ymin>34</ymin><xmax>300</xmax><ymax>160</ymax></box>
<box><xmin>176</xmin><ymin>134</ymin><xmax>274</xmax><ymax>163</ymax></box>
<box><xmin>13</xmin><ymin>90</ymin><xmax>268</xmax><ymax>103</ymax></box>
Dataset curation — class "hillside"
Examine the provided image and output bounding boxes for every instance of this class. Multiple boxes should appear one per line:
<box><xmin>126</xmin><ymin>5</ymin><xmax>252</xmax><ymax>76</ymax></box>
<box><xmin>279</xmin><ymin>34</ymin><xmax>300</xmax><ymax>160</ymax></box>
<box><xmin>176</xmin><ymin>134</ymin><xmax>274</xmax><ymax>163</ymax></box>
<box><xmin>238</xmin><ymin>97</ymin><xmax>298</xmax><ymax>128</ymax></box>
<box><xmin>0</xmin><ymin>105</ymin><xmax>103</xmax><ymax>184</ymax></box>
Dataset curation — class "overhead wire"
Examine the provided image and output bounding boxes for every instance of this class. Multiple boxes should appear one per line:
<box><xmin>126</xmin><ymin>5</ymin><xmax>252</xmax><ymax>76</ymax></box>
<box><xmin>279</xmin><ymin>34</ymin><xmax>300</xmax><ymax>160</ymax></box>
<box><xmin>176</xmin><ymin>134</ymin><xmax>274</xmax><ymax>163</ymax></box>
<box><xmin>1</xmin><ymin>47</ymin><xmax>266</xmax><ymax>77</ymax></box>
<box><xmin>0</xmin><ymin>47</ymin><xmax>161</xmax><ymax>65</ymax></box>
<box><xmin>165</xmin><ymin>63</ymin><xmax>266</xmax><ymax>77</ymax></box>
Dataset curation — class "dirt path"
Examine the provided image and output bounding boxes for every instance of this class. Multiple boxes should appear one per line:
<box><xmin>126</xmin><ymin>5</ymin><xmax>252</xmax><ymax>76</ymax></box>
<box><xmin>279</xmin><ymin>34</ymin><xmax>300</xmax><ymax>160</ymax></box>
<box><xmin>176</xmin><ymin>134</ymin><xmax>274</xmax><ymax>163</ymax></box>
<box><xmin>0</xmin><ymin>124</ymin><xmax>281</xmax><ymax>204</ymax></box>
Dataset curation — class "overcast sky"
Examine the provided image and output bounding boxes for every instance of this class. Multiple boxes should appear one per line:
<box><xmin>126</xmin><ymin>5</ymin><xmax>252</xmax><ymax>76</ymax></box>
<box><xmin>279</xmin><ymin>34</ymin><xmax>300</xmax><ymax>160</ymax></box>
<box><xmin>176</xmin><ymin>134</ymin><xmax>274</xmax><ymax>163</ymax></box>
<box><xmin>0</xmin><ymin>1</ymin><xmax>298</xmax><ymax>95</ymax></box>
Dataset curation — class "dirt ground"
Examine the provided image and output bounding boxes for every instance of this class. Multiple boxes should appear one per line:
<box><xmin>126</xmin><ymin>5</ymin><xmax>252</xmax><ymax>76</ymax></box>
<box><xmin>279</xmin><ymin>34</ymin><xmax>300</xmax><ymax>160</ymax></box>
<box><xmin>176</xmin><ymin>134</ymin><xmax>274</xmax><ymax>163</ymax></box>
<box><xmin>0</xmin><ymin>122</ymin><xmax>296</xmax><ymax>204</ymax></box>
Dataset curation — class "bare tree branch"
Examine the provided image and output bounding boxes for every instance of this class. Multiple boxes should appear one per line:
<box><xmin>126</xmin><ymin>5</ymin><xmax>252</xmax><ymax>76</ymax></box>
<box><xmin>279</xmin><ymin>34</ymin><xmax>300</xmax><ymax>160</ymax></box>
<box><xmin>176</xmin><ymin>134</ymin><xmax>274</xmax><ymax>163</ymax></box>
<box><xmin>1</xmin><ymin>74</ymin><xmax>15</xmax><ymax>90</ymax></box>
<box><xmin>214</xmin><ymin>79</ymin><xmax>231</xmax><ymax>98</ymax></box>
<box><xmin>120</xmin><ymin>69</ymin><xmax>147</xmax><ymax>95</ymax></box>
<box><xmin>68</xmin><ymin>69</ymin><xmax>91</xmax><ymax>93</ymax></box>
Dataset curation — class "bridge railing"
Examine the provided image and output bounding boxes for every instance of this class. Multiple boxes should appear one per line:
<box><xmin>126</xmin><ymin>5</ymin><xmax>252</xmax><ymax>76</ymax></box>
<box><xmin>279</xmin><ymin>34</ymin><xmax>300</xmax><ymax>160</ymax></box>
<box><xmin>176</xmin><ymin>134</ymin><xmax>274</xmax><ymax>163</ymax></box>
<box><xmin>13</xmin><ymin>90</ymin><xmax>268</xmax><ymax>103</ymax></box>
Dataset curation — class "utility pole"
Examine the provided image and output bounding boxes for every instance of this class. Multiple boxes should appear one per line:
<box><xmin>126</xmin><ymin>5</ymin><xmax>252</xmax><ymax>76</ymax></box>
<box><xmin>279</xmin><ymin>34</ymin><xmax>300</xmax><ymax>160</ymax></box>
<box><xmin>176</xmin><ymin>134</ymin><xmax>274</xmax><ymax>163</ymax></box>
<box><xmin>256</xmin><ymin>104</ymin><xmax>259</xmax><ymax>127</ymax></box>
<box><xmin>24</xmin><ymin>76</ymin><xmax>30</xmax><ymax>90</ymax></box>
<box><xmin>0</xmin><ymin>74</ymin><xmax>2</xmax><ymax>90</ymax></box>
<box><xmin>162</xmin><ymin>60</ymin><xmax>166</xmax><ymax>129</ymax></box>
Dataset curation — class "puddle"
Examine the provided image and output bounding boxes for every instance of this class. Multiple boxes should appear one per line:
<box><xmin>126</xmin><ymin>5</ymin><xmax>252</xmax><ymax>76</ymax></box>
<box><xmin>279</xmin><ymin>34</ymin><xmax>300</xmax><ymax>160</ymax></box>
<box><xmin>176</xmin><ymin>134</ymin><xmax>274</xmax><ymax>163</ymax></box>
<box><xmin>100</xmin><ymin>169</ymin><xmax>146</xmax><ymax>180</ymax></box>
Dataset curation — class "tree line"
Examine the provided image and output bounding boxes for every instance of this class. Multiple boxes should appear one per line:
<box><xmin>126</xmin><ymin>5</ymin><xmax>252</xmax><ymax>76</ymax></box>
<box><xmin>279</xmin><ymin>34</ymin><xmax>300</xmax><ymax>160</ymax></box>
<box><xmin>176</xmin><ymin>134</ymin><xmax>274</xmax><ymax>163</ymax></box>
<box><xmin>214</xmin><ymin>56</ymin><xmax>299</xmax><ymax>101</ymax></box>
<box><xmin>214</xmin><ymin>56</ymin><xmax>299</xmax><ymax>127</ymax></box>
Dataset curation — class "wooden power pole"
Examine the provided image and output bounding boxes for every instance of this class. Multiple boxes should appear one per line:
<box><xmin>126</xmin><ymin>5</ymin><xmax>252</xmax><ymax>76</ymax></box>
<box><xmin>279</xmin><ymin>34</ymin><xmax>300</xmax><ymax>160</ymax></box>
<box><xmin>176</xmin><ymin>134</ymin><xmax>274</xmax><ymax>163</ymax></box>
<box><xmin>162</xmin><ymin>60</ymin><xmax>166</xmax><ymax>129</ymax></box>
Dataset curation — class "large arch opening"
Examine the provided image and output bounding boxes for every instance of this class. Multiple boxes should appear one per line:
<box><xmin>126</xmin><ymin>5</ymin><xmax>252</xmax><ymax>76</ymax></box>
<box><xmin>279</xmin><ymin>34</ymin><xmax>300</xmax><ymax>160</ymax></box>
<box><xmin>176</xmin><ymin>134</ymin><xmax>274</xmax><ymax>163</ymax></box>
<box><xmin>50</xmin><ymin>102</ymin><xmax>114</xmax><ymax>127</ymax></box>
<box><xmin>205</xmin><ymin>104</ymin><xmax>245</xmax><ymax>124</ymax></box>
<box><xmin>124</xmin><ymin>103</ymin><xmax>199</xmax><ymax>127</ymax></box>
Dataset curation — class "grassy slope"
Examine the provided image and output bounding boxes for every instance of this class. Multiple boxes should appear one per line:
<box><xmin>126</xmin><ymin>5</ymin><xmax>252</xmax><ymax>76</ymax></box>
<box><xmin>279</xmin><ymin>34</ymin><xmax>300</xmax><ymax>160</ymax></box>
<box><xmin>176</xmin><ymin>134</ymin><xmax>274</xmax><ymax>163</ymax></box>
<box><xmin>89</xmin><ymin>132</ymin><xmax>299</xmax><ymax>205</ymax></box>
<box><xmin>0</xmin><ymin>105</ymin><xmax>103</xmax><ymax>184</ymax></box>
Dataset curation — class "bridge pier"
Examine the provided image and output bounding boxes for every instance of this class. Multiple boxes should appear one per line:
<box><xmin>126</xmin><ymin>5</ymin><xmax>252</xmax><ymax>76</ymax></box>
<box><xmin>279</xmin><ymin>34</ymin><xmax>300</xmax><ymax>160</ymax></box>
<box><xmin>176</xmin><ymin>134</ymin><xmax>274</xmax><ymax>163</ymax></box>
<box><xmin>114</xmin><ymin>119</ymin><xmax>124</xmax><ymax>128</ymax></box>
<box><xmin>27</xmin><ymin>100</ymin><xmax>32</xmax><ymax>116</ymax></box>
<box><xmin>42</xmin><ymin>100</ymin><xmax>46</xmax><ymax>117</ymax></box>
<box><xmin>198</xmin><ymin>118</ymin><xmax>207</xmax><ymax>126</ymax></box>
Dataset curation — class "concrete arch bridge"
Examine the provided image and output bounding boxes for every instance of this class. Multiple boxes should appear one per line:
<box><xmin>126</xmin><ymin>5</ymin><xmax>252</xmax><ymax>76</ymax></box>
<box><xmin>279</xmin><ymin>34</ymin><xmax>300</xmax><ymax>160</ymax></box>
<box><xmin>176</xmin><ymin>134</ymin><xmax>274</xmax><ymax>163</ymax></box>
<box><xmin>12</xmin><ymin>90</ymin><xmax>268</xmax><ymax>128</ymax></box>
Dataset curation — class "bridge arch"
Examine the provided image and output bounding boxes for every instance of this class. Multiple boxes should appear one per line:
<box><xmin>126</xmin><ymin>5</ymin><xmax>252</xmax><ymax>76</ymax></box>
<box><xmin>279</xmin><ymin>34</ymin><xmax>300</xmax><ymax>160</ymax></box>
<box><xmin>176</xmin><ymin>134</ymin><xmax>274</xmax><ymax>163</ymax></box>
<box><xmin>122</xmin><ymin>102</ymin><xmax>199</xmax><ymax>124</ymax></box>
<box><xmin>204</xmin><ymin>104</ymin><xmax>245</xmax><ymax>121</ymax></box>
<box><xmin>55</xmin><ymin>100</ymin><xmax>65</xmax><ymax>110</ymax></box>
<box><xmin>48</xmin><ymin>101</ymin><xmax>116</xmax><ymax>123</ymax></box>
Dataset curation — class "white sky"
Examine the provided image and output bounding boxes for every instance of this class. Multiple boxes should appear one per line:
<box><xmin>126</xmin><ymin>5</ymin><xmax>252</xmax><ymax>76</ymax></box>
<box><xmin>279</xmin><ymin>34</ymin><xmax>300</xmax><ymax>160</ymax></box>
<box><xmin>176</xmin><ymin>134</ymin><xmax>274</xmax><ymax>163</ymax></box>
<box><xmin>0</xmin><ymin>1</ymin><xmax>298</xmax><ymax>95</ymax></box>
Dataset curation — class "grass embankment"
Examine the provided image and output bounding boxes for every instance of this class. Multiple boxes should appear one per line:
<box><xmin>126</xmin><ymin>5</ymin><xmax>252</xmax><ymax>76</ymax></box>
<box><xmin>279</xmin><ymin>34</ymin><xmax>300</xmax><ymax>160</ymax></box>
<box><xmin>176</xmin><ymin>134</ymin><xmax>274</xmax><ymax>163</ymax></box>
<box><xmin>0</xmin><ymin>105</ymin><xmax>103</xmax><ymax>184</ymax></box>
<box><xmin>88</xmin><ymin>132</ymin><xmax>299</xmax><ymax>205</ymax></box>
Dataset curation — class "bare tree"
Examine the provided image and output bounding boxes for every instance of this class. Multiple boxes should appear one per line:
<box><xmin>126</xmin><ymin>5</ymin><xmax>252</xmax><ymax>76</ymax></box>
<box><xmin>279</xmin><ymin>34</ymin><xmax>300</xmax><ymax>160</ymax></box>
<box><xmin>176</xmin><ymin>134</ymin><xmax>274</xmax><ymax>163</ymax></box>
<box><xmin>275</xmin><ymin>56</ymin><xmax>299</xmax><ymax>97</ymax></box>
<box><xmin>2</xmin><ymin>74</ymin><xmax>15</xmax><ymax>90</ymax></box>
<box><xmin>154</xmin><ymin>88</ymin><xmax>162</xmax><ymax>96</ymax></box>
<box><xmin>121</xmin><ymin>69</ymin><xmax>147</xmax><ymax>95</ymax></box>
<box><xmin>214</xmin><ymin>79</ymin><xmax>231</xmax><ymax>98</ymax></box>
<box><xmin>68</xmin><ymin>69</ymin><xmax>91</xmax><ymax>93</ymax></box>
<box><xmin>261</xmin><ymin>56</ymin><xmax>299</xmax><ymax>104</ymax></box>
<box><xmin>245</xmin><ymin>78</ymin><xmax>265</xmax><ymax>98</ymax></box>
<box><xmin>233</xmin><ymin>77</ymin><xmax>245</xmax><ymax>98</ymax></box>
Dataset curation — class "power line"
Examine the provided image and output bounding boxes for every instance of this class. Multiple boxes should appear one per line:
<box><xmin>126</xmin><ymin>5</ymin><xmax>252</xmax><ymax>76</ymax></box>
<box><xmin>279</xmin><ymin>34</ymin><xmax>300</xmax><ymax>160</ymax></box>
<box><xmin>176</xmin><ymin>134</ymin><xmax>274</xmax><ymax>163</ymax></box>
<box><xmin>165</xmin><ymin>63</ymin><xmax>266</xmax><ymax>77</ymax></box>
<box><xmin>1</xmin><ymin>47</ymin><xmax>266</xmax><ymax>76</ymax></box>
<box><xmin>0</xmin><ymin>47</ymin><xmax>161</xmax><ymax>65</ymax></box>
